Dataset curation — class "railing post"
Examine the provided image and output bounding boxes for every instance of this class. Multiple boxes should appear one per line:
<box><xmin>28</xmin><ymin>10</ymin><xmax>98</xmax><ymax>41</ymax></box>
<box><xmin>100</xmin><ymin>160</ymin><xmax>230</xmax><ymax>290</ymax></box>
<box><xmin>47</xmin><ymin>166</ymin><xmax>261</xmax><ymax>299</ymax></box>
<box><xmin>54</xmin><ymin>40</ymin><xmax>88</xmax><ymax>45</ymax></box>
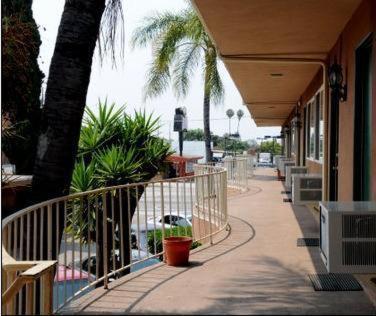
<box><xmin>2</xmin><ymin>269</ymin><xmax>8</xmax><ymax>315</ymax></box>
<box><xmin>7</xmin><ymin>271</ymin><xmax>16</xmax><ymax>315</ymax></box>
<box><xmin>160</xmin><ymin>182</ymin><xmax>166</xmax><ymax>262</ymax></box>
<box><xmin>207</xmin><ymin>174</ymin><xmax>213</xmax><ymax>245</ymax></box>
<box><xmin>26</xmin><ymin>282</ymin><xmax>34</xmax><ymax>315</ymax></box>
<box><xmin>41</xmin><ymin>268</ymin><xmax>54</xmax><ymax>315</ymax></box>
<box><xmin>102</xmin><ymin>192</ymin><xmax>108</xmax><ymax>289</ymax></box>
<box><xmin>47</xmin><ymin>204</ymin><xmax>52</xmax><ymax>260</ymax></box>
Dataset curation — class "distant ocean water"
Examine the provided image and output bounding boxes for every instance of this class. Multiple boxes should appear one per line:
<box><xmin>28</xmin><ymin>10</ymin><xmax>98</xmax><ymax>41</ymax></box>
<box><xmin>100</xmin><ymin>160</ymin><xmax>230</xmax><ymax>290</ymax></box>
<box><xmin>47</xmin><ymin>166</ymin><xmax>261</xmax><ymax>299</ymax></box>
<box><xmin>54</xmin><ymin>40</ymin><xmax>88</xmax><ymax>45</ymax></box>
<box><xmin>170</xmin><ymin>140</ymin><xmax>213</xmax><ymax>163</ymax></box>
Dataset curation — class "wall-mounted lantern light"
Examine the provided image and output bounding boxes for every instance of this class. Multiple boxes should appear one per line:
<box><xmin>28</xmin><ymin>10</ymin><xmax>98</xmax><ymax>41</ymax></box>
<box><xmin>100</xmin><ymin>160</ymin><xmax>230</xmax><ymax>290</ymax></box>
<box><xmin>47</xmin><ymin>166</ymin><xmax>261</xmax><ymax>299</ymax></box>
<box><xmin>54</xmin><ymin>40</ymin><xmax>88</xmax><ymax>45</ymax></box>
<box><xmin>328</xmin><ymin>61</ymin><xmax>347</xmax><ymax>102</ymax></box>
<box><xmin>291</xmin><ymin>116</ymin><xmax>301</xmax><ymax>129</ymax></box>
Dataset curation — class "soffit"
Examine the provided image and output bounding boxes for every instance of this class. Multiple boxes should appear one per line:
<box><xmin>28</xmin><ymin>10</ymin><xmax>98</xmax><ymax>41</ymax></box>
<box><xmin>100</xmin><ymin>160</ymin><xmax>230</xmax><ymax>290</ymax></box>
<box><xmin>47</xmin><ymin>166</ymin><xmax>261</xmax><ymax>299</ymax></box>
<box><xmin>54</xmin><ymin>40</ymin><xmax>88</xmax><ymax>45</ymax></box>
<box><xmin>192</xmin><ymin>0</ymin><xmax>361</xmax><ymax>126</ymax></box>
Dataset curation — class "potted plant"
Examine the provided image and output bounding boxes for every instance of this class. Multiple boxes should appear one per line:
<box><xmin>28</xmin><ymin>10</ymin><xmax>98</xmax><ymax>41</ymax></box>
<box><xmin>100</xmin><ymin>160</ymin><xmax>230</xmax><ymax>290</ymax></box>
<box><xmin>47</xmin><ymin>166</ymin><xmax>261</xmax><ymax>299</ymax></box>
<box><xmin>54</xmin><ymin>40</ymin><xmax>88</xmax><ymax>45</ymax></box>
<box><xmin>163</xmin><ymin>236</ymin><xmax>193</xmax><ymax>266</ymax></box>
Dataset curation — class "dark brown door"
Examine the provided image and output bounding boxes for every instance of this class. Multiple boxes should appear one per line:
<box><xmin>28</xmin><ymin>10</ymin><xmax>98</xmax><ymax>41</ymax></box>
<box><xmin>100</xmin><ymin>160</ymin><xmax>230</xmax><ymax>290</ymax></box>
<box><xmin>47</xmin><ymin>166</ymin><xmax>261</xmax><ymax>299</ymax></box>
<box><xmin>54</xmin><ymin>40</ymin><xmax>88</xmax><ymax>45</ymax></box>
<box><xmin>354</xmin><ymin>34</ymin><xmax>373</xmax><ymax>201</ymax></box>
<box><xmin>329</xmin><ymin>87</ymin><xmax>339</xmax><ymax>201</ymax></box>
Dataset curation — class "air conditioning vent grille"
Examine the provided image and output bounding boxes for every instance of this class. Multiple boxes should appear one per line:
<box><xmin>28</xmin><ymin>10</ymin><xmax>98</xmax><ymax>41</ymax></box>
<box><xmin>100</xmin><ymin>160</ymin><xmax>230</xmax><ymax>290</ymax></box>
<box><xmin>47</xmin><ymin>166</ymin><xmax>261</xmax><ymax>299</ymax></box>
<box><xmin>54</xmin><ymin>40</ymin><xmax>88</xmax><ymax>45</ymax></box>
<box><xmin>291</xmin><ymin>169</ymin><xmax>307</xmax><ymax>174</ymax></box>
<box><xmin>300</xmin><ymin>190</ymin><xmax>322</xmax><ymax>201</ymax></box>
<box><xmin>342</xmin><ymin>215</ymin><xmax>376</xmax><ymax>238</ymax></box>
<box><xmin>300</xmin><ymin>178</ymin><xmax>321</xmax><ymax>189</ymax></box>
<box><xmin>342</xmin><ymin>241</ymin><xmax>376</xmax><ymax>266</ymax></box>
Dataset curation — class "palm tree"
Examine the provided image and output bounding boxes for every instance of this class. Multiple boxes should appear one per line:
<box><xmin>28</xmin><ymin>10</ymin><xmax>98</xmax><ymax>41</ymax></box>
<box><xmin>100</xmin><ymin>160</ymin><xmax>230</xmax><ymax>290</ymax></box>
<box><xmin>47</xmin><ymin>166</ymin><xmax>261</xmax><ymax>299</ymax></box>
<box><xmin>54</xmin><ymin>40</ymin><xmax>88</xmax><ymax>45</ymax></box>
<box><xmin>236</xmin><ymin>109</ymin><xmax>244</xmax><ymax>134</ymax></box>
<box><xmin>32</xmin><ymin>0</ymin><xmax>124</xmax><ymax>205</ymax></box>
<box><xmin>131</xmin><ymin>7</ymin><xmax>224</xmax><ymax>162</ymax></box>
<box><xmin>30</xmin><ymin>0</ymin><xmax>124</xmax><ymax>264</ymax></box>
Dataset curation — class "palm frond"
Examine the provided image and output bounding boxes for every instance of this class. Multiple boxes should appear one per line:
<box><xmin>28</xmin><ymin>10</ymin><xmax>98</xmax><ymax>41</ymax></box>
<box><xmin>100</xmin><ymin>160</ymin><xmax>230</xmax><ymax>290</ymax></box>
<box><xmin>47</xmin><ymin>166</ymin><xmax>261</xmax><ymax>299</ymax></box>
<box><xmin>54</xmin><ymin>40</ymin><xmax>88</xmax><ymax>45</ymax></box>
<box><xmin>172</xmin><ymin>42</ymin><xmax>201</xmax><ymax>98</ymax></box>
<box><xmin>131</xmin><ymin>11</ymin><xmax>185</xmax><ymax>49</ymax></box>
<box><xmin>98</xmin><ymin>0</ymin><xmax>125</xmax><ymax>66</ymax></box>
<box><xmin>133</xmin><ymin>6</ymin><xmax>224</xmax><ymax>105</ymax></box>
<box><xmin>204</xmin><ymin>47</ymin><xmax>224</xmax><ymax>104</ymax></box>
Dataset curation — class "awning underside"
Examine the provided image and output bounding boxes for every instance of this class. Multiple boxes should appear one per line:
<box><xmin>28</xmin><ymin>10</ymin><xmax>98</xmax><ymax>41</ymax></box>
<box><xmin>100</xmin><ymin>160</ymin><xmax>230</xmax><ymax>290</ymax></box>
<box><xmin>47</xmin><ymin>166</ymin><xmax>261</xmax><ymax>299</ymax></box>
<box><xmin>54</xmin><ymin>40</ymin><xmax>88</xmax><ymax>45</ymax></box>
<box><xmin>192</xmin><ymin>0</ymin><xmax>362</xmax><ymax>126</ymax></box>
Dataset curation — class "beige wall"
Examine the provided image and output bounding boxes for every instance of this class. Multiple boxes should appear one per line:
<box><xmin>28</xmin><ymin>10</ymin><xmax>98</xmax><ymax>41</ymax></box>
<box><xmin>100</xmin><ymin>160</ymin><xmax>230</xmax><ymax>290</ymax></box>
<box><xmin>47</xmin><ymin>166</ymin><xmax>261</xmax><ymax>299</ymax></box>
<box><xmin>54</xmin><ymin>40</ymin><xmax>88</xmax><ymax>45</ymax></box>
<box><xmin>328</xmin><ymin>0</ymin><xmax>375</xmax><ymax>200</ymax></box>
<box><xmin>287</xmin><ymin>0</ymin><xmax>375</xmax><ymax>201</ymax></box>
<box><xmin>306</xmin><ymin>159</ymin><xmax>323</xmax><ymax>174</ymax></box>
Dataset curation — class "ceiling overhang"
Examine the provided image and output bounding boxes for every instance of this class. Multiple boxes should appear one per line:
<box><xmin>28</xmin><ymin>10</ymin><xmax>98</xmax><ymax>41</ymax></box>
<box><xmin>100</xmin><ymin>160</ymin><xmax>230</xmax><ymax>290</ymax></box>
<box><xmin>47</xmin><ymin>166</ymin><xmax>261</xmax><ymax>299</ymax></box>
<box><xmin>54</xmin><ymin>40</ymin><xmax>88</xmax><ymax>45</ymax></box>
<box><xmin>192</xmin><ymin>0</ymin><xmax>362</xmax><ymax>126</ymax></box>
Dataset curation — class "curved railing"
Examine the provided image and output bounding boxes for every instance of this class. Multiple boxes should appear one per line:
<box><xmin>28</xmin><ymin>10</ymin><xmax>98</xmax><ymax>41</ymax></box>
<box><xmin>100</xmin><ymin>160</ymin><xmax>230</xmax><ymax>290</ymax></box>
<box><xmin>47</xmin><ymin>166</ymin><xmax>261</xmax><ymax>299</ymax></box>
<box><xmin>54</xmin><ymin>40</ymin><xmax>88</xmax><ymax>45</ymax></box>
<box><xmin>199</xmin><ymin>155</ymin><xmax>255</xmax><ymax>191</ymax></box>
<box><xmin>221</xmin><ymin>157</ymin><xmax>249</xmax><ymax>190</ymax></box>
<box><xmin>2</xmin><ymin>165</ymin><xmax>228</xmax><ymax>315</ymax></box>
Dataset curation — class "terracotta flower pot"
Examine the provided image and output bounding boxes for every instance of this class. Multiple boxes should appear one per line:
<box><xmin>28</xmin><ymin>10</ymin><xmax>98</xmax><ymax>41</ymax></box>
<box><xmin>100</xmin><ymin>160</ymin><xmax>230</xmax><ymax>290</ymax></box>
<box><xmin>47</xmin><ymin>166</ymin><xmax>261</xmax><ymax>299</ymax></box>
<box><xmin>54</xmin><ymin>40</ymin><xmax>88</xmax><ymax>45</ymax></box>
<box><xmin>163</xmin><ymin>236</ymin><xmax>193</xmax><ymax>266</ymax></box>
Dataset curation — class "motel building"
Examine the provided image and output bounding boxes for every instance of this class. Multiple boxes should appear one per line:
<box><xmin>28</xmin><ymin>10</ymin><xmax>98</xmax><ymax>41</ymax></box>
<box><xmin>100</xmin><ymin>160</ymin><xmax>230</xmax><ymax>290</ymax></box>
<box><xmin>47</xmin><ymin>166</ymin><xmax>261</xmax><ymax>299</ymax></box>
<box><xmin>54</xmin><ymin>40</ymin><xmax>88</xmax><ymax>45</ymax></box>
<box><xmin>193</xmin><ymin>0</ymin><xmax>376</xmax><ymax>203</ymax></box>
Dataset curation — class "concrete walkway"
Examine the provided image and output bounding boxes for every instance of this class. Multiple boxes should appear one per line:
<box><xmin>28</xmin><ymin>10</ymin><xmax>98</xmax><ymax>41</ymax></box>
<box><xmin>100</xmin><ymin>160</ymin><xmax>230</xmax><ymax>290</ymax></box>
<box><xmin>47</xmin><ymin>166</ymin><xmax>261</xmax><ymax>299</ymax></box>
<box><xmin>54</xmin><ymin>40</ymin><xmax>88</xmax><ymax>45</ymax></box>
<box><xmin>62</xmin><ymin>168</ymin><xmax>376</xmax><ymax>315</ymax></box>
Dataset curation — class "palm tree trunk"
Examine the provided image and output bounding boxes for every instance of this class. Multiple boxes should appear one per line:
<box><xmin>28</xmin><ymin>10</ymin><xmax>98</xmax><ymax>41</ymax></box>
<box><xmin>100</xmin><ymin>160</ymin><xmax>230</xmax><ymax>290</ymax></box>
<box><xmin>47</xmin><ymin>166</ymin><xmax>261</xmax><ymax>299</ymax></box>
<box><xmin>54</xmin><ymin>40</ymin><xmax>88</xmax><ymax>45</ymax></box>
<box><xmin>31</xmin><ymin>0</ymin><xmax>106</xmax><ymax>270</ymax></box>
<box><xmin>32</xmin><ymin>0</ymin><xmax>106</xmax><ymax>205</ymax></box>
<box><xmin>203</xmin><ymin>85</ymin><xmax>212</xmax><ymax>162</ymax></box>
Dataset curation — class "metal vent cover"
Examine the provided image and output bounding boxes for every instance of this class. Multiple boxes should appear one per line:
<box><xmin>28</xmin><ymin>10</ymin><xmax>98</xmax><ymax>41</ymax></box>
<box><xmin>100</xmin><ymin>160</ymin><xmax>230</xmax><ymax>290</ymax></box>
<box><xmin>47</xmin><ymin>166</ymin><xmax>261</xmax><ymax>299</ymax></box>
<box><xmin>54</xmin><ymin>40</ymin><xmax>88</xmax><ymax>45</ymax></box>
<box><xmin>309</xmin><ymin>273</ymin><xmax>363</xmax><ymax>291</ymax></box>
<box><xmin>342</xmin><ymin>214</ymin><xmax>376</xmax><ymax>238</ymax></box>
<box><xmin>297</xmin><ymin>238</ymin><xmax>319</xmax><ymax>247</ymax></box>
<box><xmin>290</xmin><ymin>168</ymin><xmax>307</xmax><ymax>174</ymax></box>
<box><xmin>300</xmin><ymin>178</ymin><xmax>322</xmax><ymax>189</ymax></box>
<box><xmin>300</xmin><ymin>190</ymin><xmax>322</xmax><ymax>201</ymax></box>
<box><xmin>342</xmin><ymin>241</ymin><xmax>376</xmax><ymax>266</ymax></box>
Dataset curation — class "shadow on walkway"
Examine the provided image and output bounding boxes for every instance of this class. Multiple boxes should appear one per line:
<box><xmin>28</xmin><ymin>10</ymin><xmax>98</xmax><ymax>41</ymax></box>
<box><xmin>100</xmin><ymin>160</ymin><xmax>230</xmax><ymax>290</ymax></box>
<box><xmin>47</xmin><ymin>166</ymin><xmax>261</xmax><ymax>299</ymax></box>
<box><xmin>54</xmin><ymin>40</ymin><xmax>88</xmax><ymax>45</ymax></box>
<box><xmin>142</xmin><ymin>255</ymin><xmax>374</xmax><ymax>315</ymax></box>
<box><xmin>60</xmin><ymin>216</ymin><xmax>256</xmax><ymax>315</ymax></box>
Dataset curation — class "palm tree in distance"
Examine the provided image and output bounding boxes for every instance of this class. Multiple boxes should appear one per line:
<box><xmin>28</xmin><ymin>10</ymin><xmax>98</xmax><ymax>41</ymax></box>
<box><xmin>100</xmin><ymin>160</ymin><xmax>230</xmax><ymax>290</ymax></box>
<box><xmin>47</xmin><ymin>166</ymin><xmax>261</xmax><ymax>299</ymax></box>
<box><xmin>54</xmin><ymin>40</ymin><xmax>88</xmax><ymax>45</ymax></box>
<box><xmin>131</xmin><ymin>7</ymin><xmax>224</xmax><ymax>162</ymax></box>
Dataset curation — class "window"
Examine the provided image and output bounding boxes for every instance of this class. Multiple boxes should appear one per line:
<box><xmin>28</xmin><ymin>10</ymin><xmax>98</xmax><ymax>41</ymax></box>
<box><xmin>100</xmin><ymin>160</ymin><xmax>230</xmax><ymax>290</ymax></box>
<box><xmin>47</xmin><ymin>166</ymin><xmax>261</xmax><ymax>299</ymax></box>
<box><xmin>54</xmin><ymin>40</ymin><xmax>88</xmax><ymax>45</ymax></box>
<box><xmin>305</xmin><ymin>105</ymin><xmax>310</xmax><ymax>158</ymax></box>
<box><xmin>291</xmin><ymin>124</ymin><xmax>296</xmax><ymax>155</ymax></box>
<box><xmin>309</xmin><ymin>100</ymin><xmax>316</xmax><ymax>158</ymax></box>
<box><xmin>319</xmin><ymin>91</ymin><xmax>324</xmax><ymax>161</ymax></box>
<box><xmin>305</xmin><ymin>89</ymin><xmax>324</xmax><ymax>161</ymax></box>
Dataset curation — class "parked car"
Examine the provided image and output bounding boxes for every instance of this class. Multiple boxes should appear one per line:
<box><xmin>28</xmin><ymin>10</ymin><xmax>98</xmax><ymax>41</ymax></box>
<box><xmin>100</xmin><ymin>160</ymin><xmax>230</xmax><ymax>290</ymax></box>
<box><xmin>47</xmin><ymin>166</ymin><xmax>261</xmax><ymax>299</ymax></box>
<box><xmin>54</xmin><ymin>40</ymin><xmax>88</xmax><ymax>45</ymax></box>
<box><xmin>212</xmin><ymin>152</ymin><xmax>224</xmax><ymax>163</ymax></box>
<box><xmin>147</xmin><ymin>213</ymin><xmax>192</xmax><ymax>229</ymax></box>
<box><xmin>53</xmin><ymin>264</ymin><xmax>95</xmax><ymax>309</ymax></box>
<box><xmin>258</xmin><ymin>152</ymin><xmax>271</xmax><ymax>163</ymax></box>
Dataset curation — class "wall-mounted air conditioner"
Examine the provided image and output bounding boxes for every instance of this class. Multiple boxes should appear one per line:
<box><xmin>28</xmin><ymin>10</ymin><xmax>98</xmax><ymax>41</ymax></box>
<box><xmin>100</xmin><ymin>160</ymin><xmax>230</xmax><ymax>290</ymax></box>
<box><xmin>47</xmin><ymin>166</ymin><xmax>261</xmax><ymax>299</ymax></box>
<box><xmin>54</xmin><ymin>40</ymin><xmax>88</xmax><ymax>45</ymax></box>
<box><xmin>280</xmin><ymin>161</ymin><xmax>295</xmax><ymax>177</ymax></box>
<box><xmin>274</xmin><ymin>155</ymin><xmax>285</xmax><ymax>168</ymax></box>
<box><xmin>277</xmin><ymin>157</ymin><xmax>293</xmax><ymax>172</ymax></box>
<box><xmin>285</xmin><ymin>166</ymin><xmax>308</xmax><ymax>189</ymax></box>
<box><xmin>292</xmin><ymin>173</ymin><xmax>322</xmax><ymax>205</ymax></box>
<box><xmin>320</xmin><ymin>201</ymin><xmax>376</xmax><ymax>273</ymax></box>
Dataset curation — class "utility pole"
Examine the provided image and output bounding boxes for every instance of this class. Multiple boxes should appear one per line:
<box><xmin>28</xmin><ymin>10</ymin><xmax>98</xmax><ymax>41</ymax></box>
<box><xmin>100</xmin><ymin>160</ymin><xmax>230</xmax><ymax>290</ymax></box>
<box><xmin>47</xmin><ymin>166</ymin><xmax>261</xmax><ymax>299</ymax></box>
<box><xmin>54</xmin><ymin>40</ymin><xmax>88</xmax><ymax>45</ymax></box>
<box><xmin>173</xmin><ymin>107</ymin><xmax>187</xmax><ymax>156</ymax></box>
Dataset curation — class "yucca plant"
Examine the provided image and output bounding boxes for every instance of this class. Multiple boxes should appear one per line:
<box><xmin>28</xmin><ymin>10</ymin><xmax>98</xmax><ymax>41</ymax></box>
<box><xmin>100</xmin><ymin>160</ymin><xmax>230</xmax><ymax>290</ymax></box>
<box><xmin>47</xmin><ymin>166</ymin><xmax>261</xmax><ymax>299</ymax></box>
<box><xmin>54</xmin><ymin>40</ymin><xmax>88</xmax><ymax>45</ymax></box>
<box><xmin>68</xmin><ymin>100</ymin><xmax>172</xmax><ymax>278</ymax></box>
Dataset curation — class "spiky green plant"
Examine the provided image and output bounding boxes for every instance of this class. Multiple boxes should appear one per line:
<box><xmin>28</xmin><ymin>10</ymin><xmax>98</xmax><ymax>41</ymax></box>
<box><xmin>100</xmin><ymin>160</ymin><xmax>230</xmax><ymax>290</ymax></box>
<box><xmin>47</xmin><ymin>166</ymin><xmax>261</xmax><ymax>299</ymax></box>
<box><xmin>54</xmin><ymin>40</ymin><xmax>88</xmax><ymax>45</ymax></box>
<box><xmin>131</xmin><ymin>6</ymin><xmax>225</xmax><ymax>162</ymax></box>
<box><xmin>68</xmin><ymin>100</ymin><xmax>172</xmax><ymax>253</ymax></box>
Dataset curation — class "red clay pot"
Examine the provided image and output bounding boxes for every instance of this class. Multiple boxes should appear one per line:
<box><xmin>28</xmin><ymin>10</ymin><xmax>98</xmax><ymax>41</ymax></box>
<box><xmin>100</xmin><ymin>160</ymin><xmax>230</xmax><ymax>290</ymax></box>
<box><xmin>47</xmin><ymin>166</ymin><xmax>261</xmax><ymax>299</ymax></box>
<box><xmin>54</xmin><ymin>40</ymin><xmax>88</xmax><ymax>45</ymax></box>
<box><xmin>163</xmin><ymin>236</ymin><xmax>193</xmax><ymax>266</ymax></box>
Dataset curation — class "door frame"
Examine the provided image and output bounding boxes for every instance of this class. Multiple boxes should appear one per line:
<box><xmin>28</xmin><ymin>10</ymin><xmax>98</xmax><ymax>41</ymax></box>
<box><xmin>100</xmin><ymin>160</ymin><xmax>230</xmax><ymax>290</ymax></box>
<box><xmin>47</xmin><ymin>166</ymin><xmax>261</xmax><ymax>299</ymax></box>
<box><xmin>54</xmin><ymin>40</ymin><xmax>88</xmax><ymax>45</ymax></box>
<box><xmin>329</xmin><ymin>87</ymin><xmax>339</xmax><ymax>201</ymax></box>
<box><xmin>353</xmin><ymin>33</ymin><xmax>373</xmax><ymax>201</ymax></box>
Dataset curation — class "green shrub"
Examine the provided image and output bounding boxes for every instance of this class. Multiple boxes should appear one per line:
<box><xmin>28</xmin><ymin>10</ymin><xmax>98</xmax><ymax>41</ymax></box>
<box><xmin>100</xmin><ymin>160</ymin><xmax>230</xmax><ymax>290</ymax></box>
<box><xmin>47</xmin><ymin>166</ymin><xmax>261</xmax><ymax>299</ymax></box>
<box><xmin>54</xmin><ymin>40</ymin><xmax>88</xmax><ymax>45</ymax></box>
<box><xmin>147</xmin><ymin>226</ymin><xmax>201</xmax><ymax>259</ymax></box>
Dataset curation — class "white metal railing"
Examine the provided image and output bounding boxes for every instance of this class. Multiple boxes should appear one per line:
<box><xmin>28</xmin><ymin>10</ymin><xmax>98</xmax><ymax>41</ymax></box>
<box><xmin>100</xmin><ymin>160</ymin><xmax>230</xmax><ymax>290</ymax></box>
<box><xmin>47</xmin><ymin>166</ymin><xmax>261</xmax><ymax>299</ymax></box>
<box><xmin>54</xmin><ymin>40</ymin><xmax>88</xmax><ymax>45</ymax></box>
<box><xmin>221</xmin><ymin>157</ymin><xmax>249</xmax><ymax>190</ymax></box>
<box><xmin>2</xmin><ymin>165</ymin><xmax>228</xmax><ymax>315</ymax></box>
<box><xmin>241</xmin><ymin>155</ymin><xmax>256</xmax><ymax>178</ymax></box>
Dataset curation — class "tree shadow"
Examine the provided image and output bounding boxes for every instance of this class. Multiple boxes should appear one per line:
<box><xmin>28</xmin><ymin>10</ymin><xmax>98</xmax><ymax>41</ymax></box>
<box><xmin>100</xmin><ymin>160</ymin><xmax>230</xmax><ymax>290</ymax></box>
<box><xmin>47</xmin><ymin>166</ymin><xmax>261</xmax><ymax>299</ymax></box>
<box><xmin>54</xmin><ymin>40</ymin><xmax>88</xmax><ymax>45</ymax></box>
<box><xmin>137</xmin><ymin>256</ymin><xmax>375</xmax><ymax>315</ymax></box>
<box><xmin>59</xmin><ymin>215</ymin><xmax>256</xmax><ymax>315</ymax></box>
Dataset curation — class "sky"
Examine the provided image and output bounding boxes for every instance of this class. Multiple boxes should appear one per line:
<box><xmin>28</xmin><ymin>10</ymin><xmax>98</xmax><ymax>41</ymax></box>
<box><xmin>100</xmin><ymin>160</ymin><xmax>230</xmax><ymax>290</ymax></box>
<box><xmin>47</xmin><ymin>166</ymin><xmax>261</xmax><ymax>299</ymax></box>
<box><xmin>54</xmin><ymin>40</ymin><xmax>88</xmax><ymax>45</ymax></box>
<box><xmin>32</xmin><ymin>0</ymin><xmax>280</xmax><ymax>142</ymax></box>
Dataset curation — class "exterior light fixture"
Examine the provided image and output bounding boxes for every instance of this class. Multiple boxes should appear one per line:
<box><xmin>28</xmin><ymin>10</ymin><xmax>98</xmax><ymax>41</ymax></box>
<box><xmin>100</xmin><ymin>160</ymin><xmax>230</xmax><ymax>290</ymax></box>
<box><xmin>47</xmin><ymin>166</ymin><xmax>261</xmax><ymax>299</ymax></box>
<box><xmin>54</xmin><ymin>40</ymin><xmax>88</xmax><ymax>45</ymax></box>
<box><xmin>328</xmin><ymin>61</ymin><xmax>347</xmax><ymax>102</ymax></box>
<box><xmin>291</xmin><ymin>116</ymin><xmax>301</xmax><ymax>129</ymax></box>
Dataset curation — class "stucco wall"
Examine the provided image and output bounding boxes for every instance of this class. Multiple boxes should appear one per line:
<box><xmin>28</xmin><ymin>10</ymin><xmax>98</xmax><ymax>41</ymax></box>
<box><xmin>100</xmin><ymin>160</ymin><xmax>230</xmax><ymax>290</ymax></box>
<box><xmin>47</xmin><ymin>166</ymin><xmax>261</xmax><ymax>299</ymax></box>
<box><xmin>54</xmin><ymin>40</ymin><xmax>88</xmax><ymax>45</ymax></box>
<box><xmin>328</xmin><ymin>0</ymin><xmax>376</xmax><ymax>201</ymax></box>
<box><xmin>306</xmin><ymin>159</ymin><xmax>323</xmax><ymax>174</ymax></box>
<box><xmin>289</xmin><ymin>0</ymin><xmax>375</xmax><ymax>201</ymax></box>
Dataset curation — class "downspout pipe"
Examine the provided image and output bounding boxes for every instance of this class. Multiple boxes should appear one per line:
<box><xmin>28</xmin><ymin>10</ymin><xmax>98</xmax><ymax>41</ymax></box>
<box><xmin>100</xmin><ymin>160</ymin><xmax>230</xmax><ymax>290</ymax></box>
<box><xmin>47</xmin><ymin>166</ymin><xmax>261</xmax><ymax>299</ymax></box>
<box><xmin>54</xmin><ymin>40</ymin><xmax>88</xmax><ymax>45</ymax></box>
<box><xmin>220</xmin><ymin>54</ymin><xmax>329</xmax><ymax>200</ymax></box>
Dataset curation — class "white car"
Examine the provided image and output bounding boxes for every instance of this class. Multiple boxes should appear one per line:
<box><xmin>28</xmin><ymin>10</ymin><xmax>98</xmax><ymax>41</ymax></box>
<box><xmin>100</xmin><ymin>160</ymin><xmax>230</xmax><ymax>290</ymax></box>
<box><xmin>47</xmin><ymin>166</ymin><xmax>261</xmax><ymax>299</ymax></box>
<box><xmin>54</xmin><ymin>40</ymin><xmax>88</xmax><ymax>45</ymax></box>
<box><xmin>147</xmin><ymin>214</ymin><xmax>192</xmax><ymax>230</ymax></box>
